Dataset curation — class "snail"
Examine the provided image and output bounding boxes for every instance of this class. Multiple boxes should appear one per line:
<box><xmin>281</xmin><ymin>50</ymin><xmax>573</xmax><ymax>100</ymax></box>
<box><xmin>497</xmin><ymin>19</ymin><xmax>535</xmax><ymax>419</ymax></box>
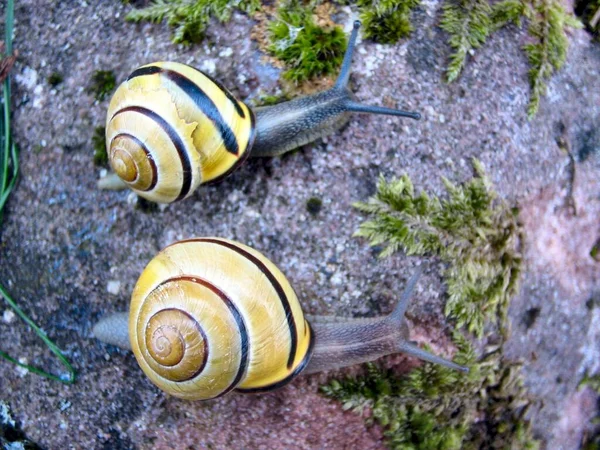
<box><xmin>100</xmin><ymin>21</ymin><xmax>420</xmax><ymax>203</ymax></box>
<box><xmin>93</xmin><ymin>238</ymin><xmax>468</xmax><ymax>400</ymax></box>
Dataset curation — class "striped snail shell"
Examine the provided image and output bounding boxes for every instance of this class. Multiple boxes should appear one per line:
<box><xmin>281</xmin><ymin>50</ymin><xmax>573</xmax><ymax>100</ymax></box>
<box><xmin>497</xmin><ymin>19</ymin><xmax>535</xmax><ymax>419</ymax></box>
<box><xmin>128</xmin><ymin>238</ymin><xmax>312</xmax><ymax>400</ymax></box>
<box><xmin>102</xmin><ymin>21</ymin><xmax>421</xmax><ymax>204</ymax></box>
<box><xmin>105</xmin><ymin>62</ymin><xmax>255</xmax><ymax>203</ymax></box>
<box><xmin>94</xmin><ymin>238</ymin><xmax>468</xmax><ymax>401</ymax></box>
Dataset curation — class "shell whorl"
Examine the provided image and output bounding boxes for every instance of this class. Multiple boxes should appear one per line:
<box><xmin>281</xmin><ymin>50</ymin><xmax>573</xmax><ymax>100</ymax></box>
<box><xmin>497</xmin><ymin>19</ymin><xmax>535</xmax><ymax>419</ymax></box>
<box><xmin>129</xmin><ymin>238</ymin><xmax>314</xmax><ymax>400</ymax></box>
<box><xmin>105</xmin><ymin>62</ymin><xmax>255</xmax><ymax>203</ymax></box>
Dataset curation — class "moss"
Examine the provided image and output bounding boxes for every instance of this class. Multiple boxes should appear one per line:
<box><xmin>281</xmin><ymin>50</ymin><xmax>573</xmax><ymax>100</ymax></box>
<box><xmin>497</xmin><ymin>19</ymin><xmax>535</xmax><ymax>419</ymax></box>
<box><xmin>322</xmin><ymin>160</ymin><xmax>537</xmax><ymax>449</ymax></box>
<box><xmin>267</xmin><ymin>1</ymin><xmax>346</xmax><ymax>83</ymax></box>
<box><xmin>252</xmin><ymin>92</ymin><xmax>291</xmax><ymax>107</ymax></box>
<box><xmin>579</xmin><ymin>372</ymin><xmax>600</xmax><ymax>449</ymax></box>
<box><xmin>583</xmin><ymin>435</ymin><xmax>600</xmax><ymax>450</ymax></box>
<box><xmin>440</xmin><ymin>0</ymin><xmax>493</xmax><ymax>82</ymax></box>
<box><xmin>354</xmin><ymin>159</ymin><xmax>521</xmax><ymax>337</ymax></box>
<box><xmin>47</xmin><ymin>72</ymin><xmax>63</xmax><ymax>86</ymax></box>
<box><xmin>524</xmin><ymin>0</ymin><xmax>582</xmax><ymax>117</ymax></box>
<box><xmin>323</xmin><ymin>335</ymin><xmax>538</xmax><ymax>449</ymax></box>
<box><xmin>306</xmin><ymin>197</ymin><xmax>323</xmax><ymax>216</ymax></box>
<box><xmin>359</xmin><ymin>0</ymin><xmax>420</xmax><ymax>43</ymax></box>
<box><xmin>580</xmin><ymin>372</ymin><xmax>600</xmax><ymax>394</ymax></box>
<box><xmin>126</xmin><ymin>0</ymin><xmax>261</xmax><ymax>45</ymax></box>
<box><xmin>92</xmin><ymin>126</ymin><xmax>108</xmax><ymax>166</ymax></box>
<box><xmin>440</xmin><ymin>0</ymin><xmax>580</xmax><ymax>116</ymax></box>
<box><xmin>591</xmin><ymin>239</ymin><xmax>600</xmax><ymax>261</ymax></box>
<box><xmin>88</xmin><ymin>70</ymin><xmax>116</xmax><ymax>101</ymax></box>
<box><xmin>257</xmin><ymin>94</ymin><xmax>285</xmax><ymax>106</ymax></box>
<box><xmin>491</xmin><ymin>0</ymin><xmax>528</xmax><ymax>29</ymax></box>
<box><xmin>439</xmin><ymin>0</ymin><xmax>580</xmax><ymax>116</ymax></box>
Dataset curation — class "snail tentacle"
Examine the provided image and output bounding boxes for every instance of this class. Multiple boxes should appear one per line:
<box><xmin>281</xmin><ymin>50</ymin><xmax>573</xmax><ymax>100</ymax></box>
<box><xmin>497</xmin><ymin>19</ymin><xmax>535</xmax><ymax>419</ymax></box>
<box><xmin>304</xmin><ymin>267</ymin><xmax>468</xmax><ymax>374</ymax></box>
<box><xmin>250</xmin><ymin>20</ymin><xmax>420</xmax><ymax>158</ymax></box>
<box><xmin>334</xmin><ymin>20</ymin><xmax>362</xmax><ymax>90</ymax></box>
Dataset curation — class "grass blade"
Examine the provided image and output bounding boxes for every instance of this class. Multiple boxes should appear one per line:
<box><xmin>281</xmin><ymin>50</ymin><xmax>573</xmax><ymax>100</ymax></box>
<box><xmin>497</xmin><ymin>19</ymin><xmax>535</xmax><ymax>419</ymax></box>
<box><xmin>0</xmin><ymin>0</ymin><xmax>76</xmax><ymax>384</ymax></box>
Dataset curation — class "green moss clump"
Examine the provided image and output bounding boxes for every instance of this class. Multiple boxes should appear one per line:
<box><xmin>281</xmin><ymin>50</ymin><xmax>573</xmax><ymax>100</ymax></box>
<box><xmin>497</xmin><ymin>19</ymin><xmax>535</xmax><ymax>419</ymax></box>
<box><xmin>126</xmin><ymin>0</ymin><xmax>261</xmax><ymax>45</ymax></box>
<box><xmin>354</xmin><ymin>159</ymin><xmax>521</xmax><ymax>337</ymax></box>
<box><xmin>440</xmin><ymin>0</ymin><xmax>493</xmax><ymax>82</ymax></box>
<box><xmin>490</xmin><ymin>0</ymin><xmax>528</xmax><ymax>29</ymax></box>
<box><xmin>359</xmin><ymin>0</ymin><xmax>420</xmax><ymax>43</ymax></box>
<box><xmin>322</xmin><ymin>335</ymin><xmax>538</xmax><ymax>449</ymax></box>
<box><xmin>268</xmin><ymin>2</ymin><xmax>347</xmax><ymax>83</ymax></box>
<box><xmin>306</xmin><ymin>196</ymin><xmax>323</xmax><ymax>216</ymax></box>
<box><xmin>321</xmin><ymin>160</ymin><xmax>537</xmax><ymax>449</ymax></box>
<box><xmin>47</xmin><ymin>72</ymin><xmax>63</xmax><ymax>87</ymax></box>
<box><xmin>440</xmin><ymin>0</ymin><xmax>580</xmax><ymax>116</ymax></box>
<box><xmin>524</xmin><ymin>0</ymin><xmax>582</xmax><ymax>117</ymax></box>
<box><xmin>92</xmin><ymin>126</ymin><xmax>108</xmax><ymax>166</ymax></box>
<box><xmin>88</xmin><ymin>70</ymin><xmax>116</xmax><ymax>101</ymax></box>
<box><xmin>580</xmin><ymin>372</ymin><xmax>600</xmax><ymax>394</ymax></box>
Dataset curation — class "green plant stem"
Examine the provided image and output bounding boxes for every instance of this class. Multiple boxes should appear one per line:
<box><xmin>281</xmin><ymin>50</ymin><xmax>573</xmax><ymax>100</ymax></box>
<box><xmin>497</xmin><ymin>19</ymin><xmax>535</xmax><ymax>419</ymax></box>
<box><xmin>0</xmin><ymin>0</ymin><xmax>76</xmax><ymax>385</ymax></box>
<box><xmin>0</xmin><ymin>285</ymin><xmax>76</xmax><ymax>384</ymax></box>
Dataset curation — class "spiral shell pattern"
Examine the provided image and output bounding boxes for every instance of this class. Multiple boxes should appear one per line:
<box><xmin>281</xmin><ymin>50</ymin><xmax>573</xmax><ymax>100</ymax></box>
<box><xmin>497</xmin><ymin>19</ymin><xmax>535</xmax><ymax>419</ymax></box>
<box><xmin>106</xmin><ymin>62</ymin><xmax>255</xmax><ymax>203</ymax></box>
<box><xmin>129</xmin><ymin>238</ymin><xmax>314</xmax><ymax>400</ymax></box>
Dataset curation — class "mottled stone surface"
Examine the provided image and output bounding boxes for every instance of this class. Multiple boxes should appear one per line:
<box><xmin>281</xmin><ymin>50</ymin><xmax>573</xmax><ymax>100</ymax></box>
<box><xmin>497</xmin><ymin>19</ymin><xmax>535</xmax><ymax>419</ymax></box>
<box><xmin>0</xmin><ymin>1</ymin><xmax>599</xmax><ymax>449</ymax></box>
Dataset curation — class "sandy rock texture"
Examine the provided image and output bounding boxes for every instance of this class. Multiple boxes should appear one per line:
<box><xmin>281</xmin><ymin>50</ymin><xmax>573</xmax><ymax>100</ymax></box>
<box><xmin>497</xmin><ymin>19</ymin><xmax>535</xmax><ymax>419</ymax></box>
<box><xmin>0</xmin><ymin>1</ymin><xmax>599</xmax><ymax>449</ymax></box>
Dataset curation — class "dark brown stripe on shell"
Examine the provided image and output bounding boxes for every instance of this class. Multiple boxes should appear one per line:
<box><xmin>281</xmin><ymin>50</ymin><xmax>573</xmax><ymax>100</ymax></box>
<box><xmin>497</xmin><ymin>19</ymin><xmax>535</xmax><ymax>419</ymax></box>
<box><xmin>152</xmin><ymin>275</ymin><xmax>250</xmax><ymax>397</ymax></box>
<box><xmin>161</xmin><ymin>69</ymin><xmax>240</xmax><ymax>156</ymax></box>
<box><xmin>145</xmin><ymin>307</ymin><xmax>209</xmax><ymax>379</ymax></box>
<box><xmin>236</xmin><ymin>321</ymin><xmax>314</xmax><ymax>393</ymax></box>
<box><xmin>110</xmin><ymin>133</ymin><xmax>158</xmax><ymax>191</ymax></box>
<box><xmin>127</xmin><ymin>65</ymin><xmax>162</xmax><ymax>80</ymax></box>
<box><xmin>173</xmin><ymin>238</ymin><xmax>299</xmax><ymax>370</ymax></box>
<box><xmin>132</xmin><ymin>63</ymin><xmax>246</xmax><ymax>121</ymax></box>
<box><xmin>111</xmin><ymin>106</ymin><xmax>192</xmax><ymax>201</ymax></box>
<box><xmin>182</xmin><ymin>63</ymin><xmax>246</xmax><ymax>119</ymax></box>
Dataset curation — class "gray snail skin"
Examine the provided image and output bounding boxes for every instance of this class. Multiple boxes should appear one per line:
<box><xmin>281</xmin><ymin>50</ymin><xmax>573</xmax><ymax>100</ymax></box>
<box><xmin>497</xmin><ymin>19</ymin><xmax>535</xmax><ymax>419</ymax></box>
<box><xmin>94</xmin><ymin>238</ymin><xmax>468</xmax><ymax>401</ymax></box>
<box><xmin>99</xmin><ymin>21</ymin><xmax>421</xmax><ymax>203</ymax></box>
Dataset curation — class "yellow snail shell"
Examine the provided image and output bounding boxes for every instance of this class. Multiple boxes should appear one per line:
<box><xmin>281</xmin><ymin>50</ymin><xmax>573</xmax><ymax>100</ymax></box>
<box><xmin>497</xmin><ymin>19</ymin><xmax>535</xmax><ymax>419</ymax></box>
<box><xmin>105</xmin><ymin>62</ymin><xmax>255</xmax><ymax>203</ymax></box>
<box><xmin>129</xmin><ymin>238</ymin><xmax>313</xmax><ymax>400</ymax></box>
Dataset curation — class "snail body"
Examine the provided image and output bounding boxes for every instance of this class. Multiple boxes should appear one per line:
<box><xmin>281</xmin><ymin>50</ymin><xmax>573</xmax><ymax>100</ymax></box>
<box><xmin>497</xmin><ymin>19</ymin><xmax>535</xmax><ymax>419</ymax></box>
<box><xmin>94</xmin><ymin>238</ymin><xmax>467</xmax><ymax>401</ymax></box>
<box><xmin>102</xmin><ymin>21</ymin><xmax>420</xmax><ymax>203</ymax></box>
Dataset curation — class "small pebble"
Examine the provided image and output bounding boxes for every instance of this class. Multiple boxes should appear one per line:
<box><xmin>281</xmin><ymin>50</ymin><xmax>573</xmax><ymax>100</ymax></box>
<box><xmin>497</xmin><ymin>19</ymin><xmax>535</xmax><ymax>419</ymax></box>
<box><xmin>2</xmin><ymin>310</ymin><xmax>15</xmax><ymax>323</ymax></box>
<box><xmin>16</xmin><ymin>358</ymin><xmax>29</xmax><ymax>377</ymax></box>
<box><xmin>200</xmin><ymin>60</ymin><xmax>216</xmax><ymax>75</ymax></box>
<box><xmin>219</xmin><ymin>47</ymin><xmax>233</xmax><ymax>58</ymax></box>
<box><xmin>331</xmin><ymin>272</ymin><xmax>343</xmax><ymax>286</ymax></box>
<box><xmin>106</xmin><ymin>280</ymin><xmax>121</xmax><ymax>295</ymax></box>
<box><xmin>126</xmin><ymin>192</ymin><xmax>138</xmax><ymax>206</ymax></box>
<box><xmin>59</xmin><ymin>400</ymin><xmax>72</xmax><ymax>412</ymax></box>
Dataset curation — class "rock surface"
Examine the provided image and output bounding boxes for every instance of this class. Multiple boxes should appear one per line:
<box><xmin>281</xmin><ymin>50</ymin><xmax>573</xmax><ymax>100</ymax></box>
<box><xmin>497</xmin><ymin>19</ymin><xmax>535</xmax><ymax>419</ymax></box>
<box><xmin>0</xmin><ymin>1</ymin><xmax>599</xmax><ymax>449</ymax></box>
